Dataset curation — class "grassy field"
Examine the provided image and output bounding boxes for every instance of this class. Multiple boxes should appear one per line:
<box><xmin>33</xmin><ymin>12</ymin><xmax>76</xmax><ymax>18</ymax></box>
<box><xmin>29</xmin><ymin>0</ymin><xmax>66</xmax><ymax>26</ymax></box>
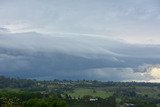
<box><xmin>68</xmin><ymin>88</ymin><xmax>112</xmax><ymax>99</ymax></box>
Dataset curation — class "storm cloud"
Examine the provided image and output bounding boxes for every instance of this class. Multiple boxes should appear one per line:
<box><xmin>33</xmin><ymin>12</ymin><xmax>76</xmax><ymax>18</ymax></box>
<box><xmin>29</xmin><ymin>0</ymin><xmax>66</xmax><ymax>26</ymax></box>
<box><xmin>0</xmin><ymin>0</ymin><xmax>160</xmax><ymax>81</ymax></box>
<box><xmin>0</xmin><ymin>30</ymin><xmax>160</xmax><ymax>81</ymax></box>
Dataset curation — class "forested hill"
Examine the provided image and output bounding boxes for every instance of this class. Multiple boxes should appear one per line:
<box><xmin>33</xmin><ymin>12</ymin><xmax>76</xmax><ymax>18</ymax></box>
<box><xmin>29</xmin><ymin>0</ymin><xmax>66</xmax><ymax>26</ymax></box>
<box><xmin>0</xmin><ymin>75</ymin><xmax>160</xmax><ymax>89</ymax></box>
<box><xmin>0</xmin><ymin>76</ymin><xmax>36</xmax><ymax>88</ymax></box>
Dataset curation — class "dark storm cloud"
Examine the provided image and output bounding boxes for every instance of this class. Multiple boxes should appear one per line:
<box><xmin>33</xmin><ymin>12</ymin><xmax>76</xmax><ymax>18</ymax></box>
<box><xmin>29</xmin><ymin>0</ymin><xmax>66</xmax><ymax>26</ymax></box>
<box><xmin>0</xmin><ymin>31</ymin><xmax>160</xmax><ymax>81</ymax></box>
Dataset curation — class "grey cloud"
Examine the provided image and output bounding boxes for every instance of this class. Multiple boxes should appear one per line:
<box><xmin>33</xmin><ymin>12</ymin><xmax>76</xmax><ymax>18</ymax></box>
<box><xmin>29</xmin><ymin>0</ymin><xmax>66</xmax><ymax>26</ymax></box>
<box><xmin>0</xmin><ymin>31</ymin><xmax>160</xmax><ymax>81</ymax></box>
<box><xmin>0</xmin><ymin>27</ymin><xmax>10</xmax><ymax>33</ymax></box>
<box><xmin>0</xmin><ymin>0</ymin><xmax>160</xmax><ymax>81</ymax></box>
<box><xmin>0</xmin><ymin>0</ymin><xmax>160</xmax><ymax>44</ymax></box>
<box><xmin>86</xmin><ymin>68</ymin><xmax>153</xmax><ymax>82</ymax></box>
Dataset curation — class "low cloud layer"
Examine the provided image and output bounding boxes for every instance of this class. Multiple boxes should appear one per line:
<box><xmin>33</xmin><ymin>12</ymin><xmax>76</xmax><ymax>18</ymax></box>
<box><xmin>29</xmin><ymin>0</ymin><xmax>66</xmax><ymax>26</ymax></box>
<box><xmin>0</xmin><ymin>0</ymin><xmax>160</xmax><ymax>82</ymax></box>
<box><xmin>0</xmin><ymin>30</ymin><xmax>160</xmax><ymax>82</ymax></box>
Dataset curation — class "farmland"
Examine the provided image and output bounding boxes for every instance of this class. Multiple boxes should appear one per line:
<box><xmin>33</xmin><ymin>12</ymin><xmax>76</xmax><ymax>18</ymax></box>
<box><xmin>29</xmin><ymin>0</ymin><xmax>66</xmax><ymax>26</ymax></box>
<box><xmin>0</xmin><ymin>76</ymin><xmax>160</xmax><ymax>107</ymax></box>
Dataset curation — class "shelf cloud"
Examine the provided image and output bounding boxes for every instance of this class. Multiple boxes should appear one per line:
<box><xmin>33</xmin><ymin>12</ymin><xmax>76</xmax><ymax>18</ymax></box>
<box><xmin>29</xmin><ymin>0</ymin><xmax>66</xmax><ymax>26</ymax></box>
<box><xmin>0</xmin><ymin>0</ymin><xmax>160</xmax><ymax>81</ymax></box>
<box><xmin>0</xmin><ymin>30</ymin><xmax>160</xmax><ymax>81</ymax></box>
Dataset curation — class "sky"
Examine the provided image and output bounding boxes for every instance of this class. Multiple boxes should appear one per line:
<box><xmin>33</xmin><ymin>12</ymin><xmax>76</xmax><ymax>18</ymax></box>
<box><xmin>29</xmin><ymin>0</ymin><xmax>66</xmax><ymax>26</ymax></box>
<box><xmin>0</xmin><ymin>0</ymin><xmax>160</xmax><ymax>82</ymax></box>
